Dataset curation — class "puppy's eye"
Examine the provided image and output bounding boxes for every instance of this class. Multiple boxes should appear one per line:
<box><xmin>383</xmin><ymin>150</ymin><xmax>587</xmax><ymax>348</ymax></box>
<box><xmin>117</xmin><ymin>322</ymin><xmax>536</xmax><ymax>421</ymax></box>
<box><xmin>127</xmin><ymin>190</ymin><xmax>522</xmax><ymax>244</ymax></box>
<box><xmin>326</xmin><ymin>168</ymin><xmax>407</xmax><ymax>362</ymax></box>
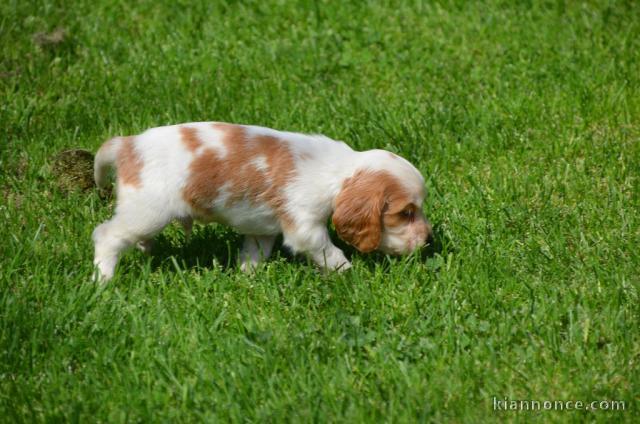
<box><xmin>400</xmin><ymin>209</ymin><xmax>415</xmax><ymax>220</ymax></box>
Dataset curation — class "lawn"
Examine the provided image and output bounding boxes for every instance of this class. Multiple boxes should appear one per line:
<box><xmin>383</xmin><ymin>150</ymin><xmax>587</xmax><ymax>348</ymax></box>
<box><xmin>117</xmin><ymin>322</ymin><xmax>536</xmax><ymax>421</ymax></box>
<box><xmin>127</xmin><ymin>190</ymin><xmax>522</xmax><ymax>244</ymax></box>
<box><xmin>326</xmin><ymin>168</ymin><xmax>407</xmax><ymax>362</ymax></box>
<box><xmin>1</xmin><ymin>0</ymin><xmax>639</xmax><ymax>421</ymax></box>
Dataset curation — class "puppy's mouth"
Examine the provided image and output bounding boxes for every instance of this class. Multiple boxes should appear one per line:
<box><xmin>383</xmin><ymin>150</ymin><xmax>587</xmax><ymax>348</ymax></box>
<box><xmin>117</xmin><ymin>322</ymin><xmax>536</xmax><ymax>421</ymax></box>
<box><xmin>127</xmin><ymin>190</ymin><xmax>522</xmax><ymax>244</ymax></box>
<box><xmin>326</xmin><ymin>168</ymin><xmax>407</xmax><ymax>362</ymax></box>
<box><xmin>381</xmin><ymin>247</ymin><xmax>403</xmax><ymax>256</ymax></box>
<box><xmin>380</xmin><ymin>243</ymin><xmax>422</xmax><ymax>256</ymax></box>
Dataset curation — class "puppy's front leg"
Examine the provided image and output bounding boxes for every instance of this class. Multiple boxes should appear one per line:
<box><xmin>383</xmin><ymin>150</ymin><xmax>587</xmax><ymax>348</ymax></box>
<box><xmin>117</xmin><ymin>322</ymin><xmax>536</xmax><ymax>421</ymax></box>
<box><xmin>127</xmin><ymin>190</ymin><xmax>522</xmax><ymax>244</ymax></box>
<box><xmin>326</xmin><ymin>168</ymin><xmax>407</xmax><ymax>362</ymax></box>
<box><xmin>239</xmin><ymin>235</ymin><xmax>276</xmax><ymax>273</ymax></box>
<box><xmin>284</xmin><ymin>226</ymin><xmax>351</xmax><ymax>272</ymax></box>
<box><xmin>311</xmin><ymin>244</ymin><xmax>352</xmax><ymax>272</ymax></box>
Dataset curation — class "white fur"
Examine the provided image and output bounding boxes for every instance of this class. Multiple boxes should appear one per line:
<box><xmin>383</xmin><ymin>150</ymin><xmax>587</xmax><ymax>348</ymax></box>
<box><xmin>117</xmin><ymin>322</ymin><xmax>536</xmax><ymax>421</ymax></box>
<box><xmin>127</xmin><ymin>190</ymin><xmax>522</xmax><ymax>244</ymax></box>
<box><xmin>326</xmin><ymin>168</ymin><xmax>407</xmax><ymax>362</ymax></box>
<box><xmin>92</xmin><ymin>122</ymin><xmax>428</xmax><ymax>281</ymax></box>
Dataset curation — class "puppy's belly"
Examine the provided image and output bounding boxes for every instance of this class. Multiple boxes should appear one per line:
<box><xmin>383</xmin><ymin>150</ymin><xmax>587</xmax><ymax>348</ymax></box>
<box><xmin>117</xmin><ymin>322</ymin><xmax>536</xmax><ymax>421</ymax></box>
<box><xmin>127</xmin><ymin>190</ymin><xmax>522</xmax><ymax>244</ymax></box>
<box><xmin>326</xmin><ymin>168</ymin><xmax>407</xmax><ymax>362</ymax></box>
<box><xmin>194</xmin><ymin>201</ymin><xmax>281</xmax><ymax>235</ymax></box>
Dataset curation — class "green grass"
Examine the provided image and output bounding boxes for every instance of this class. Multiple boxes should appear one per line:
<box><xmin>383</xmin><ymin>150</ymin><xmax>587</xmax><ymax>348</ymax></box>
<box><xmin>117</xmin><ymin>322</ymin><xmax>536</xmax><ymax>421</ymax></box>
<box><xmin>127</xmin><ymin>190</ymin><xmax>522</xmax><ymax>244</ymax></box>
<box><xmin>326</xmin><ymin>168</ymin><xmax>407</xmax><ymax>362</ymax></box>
<box><xmin>1</xmin><ymin>0</ymin><xmax>639</xmax><ymax>421</ymax></box>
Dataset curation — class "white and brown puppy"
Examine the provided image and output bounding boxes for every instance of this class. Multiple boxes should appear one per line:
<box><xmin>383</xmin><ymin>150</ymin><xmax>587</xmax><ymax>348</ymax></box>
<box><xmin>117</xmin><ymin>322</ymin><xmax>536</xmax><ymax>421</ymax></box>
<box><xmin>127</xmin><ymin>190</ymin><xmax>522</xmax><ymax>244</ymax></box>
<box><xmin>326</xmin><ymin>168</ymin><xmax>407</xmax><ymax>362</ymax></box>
<box><xmin>92</xmin><ymin>122</ymin><xmax>432</xmax><ymax>280</ymax></box>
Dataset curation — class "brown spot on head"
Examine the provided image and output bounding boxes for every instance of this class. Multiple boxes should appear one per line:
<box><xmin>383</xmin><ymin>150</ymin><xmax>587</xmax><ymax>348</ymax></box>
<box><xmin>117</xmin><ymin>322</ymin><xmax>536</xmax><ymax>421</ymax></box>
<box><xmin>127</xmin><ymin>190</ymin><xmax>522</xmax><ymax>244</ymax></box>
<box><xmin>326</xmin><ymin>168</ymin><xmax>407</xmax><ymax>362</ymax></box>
<box><xmin>182</xmin><ymin>124</ymin><xmax>296</xmax><ymax>230</ymax></box>
<box><xmin>116</xmin><ymin>137</ymin><xmax>143</xmax><ymax>187</ymax></box>
<box><xmin>332</xmin><ymin>170</ymin><xmax>411</xmax><ymax>252</ymax></box>
<box><xmin>180</xmin><ymin>126</ymin><xmax>202</xmax><ymax>152</ymax></box>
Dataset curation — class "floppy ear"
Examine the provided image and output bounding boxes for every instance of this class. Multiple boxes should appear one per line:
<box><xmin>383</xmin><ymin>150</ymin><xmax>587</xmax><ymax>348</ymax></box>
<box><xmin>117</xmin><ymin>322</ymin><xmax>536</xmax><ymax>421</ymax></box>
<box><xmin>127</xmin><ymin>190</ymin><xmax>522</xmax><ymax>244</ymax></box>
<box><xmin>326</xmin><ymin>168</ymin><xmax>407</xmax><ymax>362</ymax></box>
<box><xmin>332</xmin><ymin>171</ymin><xmax>385</xmax><ymax>253</ymax></box>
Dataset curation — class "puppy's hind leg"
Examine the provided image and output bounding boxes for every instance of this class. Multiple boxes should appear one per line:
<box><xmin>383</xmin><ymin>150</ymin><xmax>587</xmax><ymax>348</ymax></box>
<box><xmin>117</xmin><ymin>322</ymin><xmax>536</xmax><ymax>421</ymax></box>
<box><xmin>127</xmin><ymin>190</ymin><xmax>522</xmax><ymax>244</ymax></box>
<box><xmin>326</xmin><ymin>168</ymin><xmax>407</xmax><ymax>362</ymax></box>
<box><xmin>92</xmin><ymin>218</ymin><xmax>134</xmax><ymax>282</ymax></box>
<box><xmin>93</xmin><ymin>207</ymin><xmax>173</xmax><ymax>282</ymax></box>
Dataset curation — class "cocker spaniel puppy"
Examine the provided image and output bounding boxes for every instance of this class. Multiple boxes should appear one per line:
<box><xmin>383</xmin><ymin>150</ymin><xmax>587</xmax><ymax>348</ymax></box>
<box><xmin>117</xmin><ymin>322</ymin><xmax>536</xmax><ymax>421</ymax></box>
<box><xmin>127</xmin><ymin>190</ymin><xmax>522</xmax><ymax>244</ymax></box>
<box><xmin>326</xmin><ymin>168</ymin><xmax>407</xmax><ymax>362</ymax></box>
<box><xmin>92</xmin><ymin>122</ymin><xmax>432</xmax><ymax>280</ymax></box>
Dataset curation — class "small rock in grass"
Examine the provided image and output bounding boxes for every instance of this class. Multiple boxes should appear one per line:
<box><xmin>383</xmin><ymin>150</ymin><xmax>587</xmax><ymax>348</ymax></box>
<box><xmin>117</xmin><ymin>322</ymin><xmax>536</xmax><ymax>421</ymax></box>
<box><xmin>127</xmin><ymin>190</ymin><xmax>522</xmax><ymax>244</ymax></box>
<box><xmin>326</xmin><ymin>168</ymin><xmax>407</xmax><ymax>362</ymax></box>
<box><xmin>33</xmin><ymin>27</ymin><xmax>67</xmax><ymax>48</ymax></box>
<box><xmin>51</xmin><ymin>149</ymin><xmax>97</xmax><ymax>193</ymax></box>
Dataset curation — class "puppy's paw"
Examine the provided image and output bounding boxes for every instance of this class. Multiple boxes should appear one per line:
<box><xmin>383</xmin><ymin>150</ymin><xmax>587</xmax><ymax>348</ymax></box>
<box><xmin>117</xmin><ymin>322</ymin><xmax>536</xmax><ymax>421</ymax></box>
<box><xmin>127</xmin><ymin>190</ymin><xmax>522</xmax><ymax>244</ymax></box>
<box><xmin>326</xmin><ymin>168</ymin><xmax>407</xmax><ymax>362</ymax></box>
<box><xmin>92</xmin><ymin>263</ymin><xmax>114</xmax><ymax>283</ymax></box>
<box><xmin>336</xmin><ymin>260</ymin><xmax>352</xmax><ymax>272</ymax></box>
<box><xmin>136</xmin><ymin>239</ymin><xmax>155</xmax><ymax>254</ymax></box>
<box><xmin>239</xmin><ymin>260</ymin><xmax>258</xmax><ymax>274</ymax></box>
<box><xmin>318</xmin><ymin>259</ymin><xmax>352</xmax><ymax>274</ymax></box>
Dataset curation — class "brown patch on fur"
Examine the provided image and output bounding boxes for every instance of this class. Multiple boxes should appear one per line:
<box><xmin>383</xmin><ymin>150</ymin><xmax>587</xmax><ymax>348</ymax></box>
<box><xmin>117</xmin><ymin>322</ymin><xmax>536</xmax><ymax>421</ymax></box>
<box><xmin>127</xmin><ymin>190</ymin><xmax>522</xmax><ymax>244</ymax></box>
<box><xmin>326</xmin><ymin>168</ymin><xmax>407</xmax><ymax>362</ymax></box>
<box><xmin>182</xmin><ymin>124</ymin><xmax>296</xmax><ymax>230</ymax></box>
<box><xmin>117</xmin><ymin>137</ymin><xmax>143</xmax><ymax>187</ymax></box>
<box><xmin>332</xmin><ymin>170</ymin><xmax>411</xmax><ymax>252</ymax></box>
<box><xmin>180</xmin><ymin>126</ymin><xmax>201</xmax><ymax>152</ymax></box>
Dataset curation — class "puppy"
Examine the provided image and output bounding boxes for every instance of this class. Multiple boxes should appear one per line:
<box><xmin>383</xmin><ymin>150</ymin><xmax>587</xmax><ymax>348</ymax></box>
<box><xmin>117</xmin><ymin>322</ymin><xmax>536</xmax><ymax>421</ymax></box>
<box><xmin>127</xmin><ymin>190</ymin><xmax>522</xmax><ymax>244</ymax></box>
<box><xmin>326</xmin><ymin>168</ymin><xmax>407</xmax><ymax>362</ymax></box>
<box><xmin>92</xmin><ymin>122</ymin><xmax>432</xmax><ymax>280</ymax></box>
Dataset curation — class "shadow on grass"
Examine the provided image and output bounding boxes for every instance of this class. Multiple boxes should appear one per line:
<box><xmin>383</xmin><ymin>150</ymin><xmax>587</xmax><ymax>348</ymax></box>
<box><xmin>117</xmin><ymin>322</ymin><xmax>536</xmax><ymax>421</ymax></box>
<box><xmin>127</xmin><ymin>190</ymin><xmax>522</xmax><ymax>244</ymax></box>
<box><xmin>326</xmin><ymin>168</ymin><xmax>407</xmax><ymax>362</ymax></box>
<box><xmin>145</xmin><ymin>224</ymin><xmax>304</xmax><ymax>273</ymax></box>
<box><xmin>140</xmin><ymin>222</ymin><xmax>452</xmax><ymax>276</ymax></box>
<box><xmin>147</xmin><ymin>225</ymin><xmax>240</xmax><ymax>272</ymax></box>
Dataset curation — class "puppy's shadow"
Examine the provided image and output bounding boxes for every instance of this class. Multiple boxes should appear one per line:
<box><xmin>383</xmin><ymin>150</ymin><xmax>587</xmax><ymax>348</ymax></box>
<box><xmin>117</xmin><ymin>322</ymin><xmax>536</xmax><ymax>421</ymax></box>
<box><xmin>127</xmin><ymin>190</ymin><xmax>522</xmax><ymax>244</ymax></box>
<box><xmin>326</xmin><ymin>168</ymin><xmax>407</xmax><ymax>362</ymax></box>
<box><xmin>147</xmin><ymin>224</ymin><xmax>240</xmax><ymax>272</ymax></box>
<box><xmin>146</xmin><ymin>224</ymin><xmax>297</xmax><ymax>273</ymax></box>
<box><xmin>142</xmin><ymin>222</ymin><xmax>452</xmax><ymax>275</ymax></box>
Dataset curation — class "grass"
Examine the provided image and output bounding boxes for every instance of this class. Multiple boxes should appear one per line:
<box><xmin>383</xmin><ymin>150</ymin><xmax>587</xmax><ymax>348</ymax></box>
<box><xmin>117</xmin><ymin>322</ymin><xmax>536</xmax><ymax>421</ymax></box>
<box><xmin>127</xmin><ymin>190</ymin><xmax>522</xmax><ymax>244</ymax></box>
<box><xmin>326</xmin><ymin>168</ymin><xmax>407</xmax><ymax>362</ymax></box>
<box><xmin>1</xmin><ymin>0</ymin><xmax>639</xmax><ymax>421</ymax></box>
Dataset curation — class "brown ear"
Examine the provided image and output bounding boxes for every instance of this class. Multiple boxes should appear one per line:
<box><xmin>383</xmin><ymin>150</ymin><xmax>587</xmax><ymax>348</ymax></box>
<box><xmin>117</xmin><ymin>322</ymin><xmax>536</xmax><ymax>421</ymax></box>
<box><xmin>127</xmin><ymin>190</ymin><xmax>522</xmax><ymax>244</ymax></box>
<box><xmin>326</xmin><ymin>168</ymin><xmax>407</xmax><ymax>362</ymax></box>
<box><xmin>332</xmin><ymin>171</ymin><xmax>385</xmax><ymax>253</ymax></box>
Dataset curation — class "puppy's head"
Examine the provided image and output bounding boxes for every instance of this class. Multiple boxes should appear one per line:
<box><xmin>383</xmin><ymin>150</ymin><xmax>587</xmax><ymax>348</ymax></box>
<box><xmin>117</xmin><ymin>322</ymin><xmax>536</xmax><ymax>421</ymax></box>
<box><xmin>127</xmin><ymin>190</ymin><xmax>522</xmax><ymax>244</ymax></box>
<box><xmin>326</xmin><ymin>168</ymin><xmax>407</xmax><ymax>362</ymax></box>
<box><xmin>332</xmin><ymin>151</ymin><xmax>432</xmax><ymax>255</ymax></box>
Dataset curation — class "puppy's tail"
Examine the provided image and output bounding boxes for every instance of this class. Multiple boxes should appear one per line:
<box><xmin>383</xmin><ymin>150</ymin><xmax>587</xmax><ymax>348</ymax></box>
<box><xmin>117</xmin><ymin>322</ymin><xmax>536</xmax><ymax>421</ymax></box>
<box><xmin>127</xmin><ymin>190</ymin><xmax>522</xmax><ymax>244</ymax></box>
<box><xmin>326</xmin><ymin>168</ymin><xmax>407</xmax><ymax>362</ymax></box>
<box><xmin>94</xmin><ymin>137</ymin><xmax>121</xmax><ymax>189</ymax></box>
